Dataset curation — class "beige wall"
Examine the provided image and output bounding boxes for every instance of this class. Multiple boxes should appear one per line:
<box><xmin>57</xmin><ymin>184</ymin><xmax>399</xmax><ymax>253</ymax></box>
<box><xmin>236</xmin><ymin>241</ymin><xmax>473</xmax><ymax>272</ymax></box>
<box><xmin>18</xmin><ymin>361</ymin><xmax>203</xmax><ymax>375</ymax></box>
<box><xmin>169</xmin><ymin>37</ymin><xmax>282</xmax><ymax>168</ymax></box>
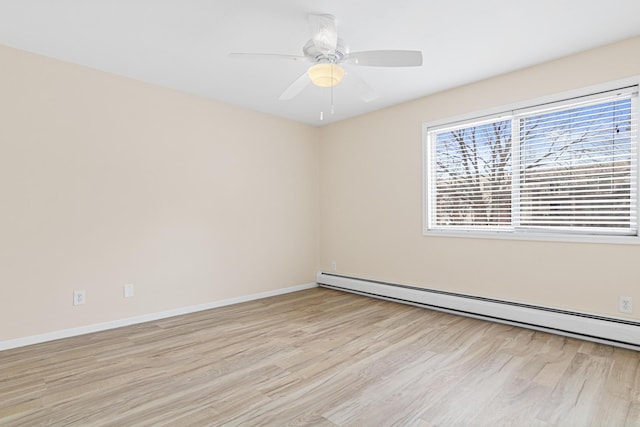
<box><xmin>319</xmin><ymin>37</ymin><xmax>640</xmax><ymax>320</ymax></box>
<box><xmin>0</xmin><ymin>45</ymin><xmax>319</xmax><ymax>341</ymax></box>
<box><xmin>2</xmin><ymin>36</ymin><xmax>639</xmax><ymax>344</ymax></box>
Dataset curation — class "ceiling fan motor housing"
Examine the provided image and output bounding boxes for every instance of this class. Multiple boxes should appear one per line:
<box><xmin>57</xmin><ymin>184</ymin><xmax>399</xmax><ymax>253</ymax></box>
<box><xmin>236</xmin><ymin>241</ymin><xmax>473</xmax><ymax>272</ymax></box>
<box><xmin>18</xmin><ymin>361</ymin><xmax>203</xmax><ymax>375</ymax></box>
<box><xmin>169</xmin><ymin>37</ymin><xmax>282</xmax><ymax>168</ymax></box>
<box><xmin>303</xmin><ymin>38</ymin><xmax>348</xmax><ymax>64</ymax></box>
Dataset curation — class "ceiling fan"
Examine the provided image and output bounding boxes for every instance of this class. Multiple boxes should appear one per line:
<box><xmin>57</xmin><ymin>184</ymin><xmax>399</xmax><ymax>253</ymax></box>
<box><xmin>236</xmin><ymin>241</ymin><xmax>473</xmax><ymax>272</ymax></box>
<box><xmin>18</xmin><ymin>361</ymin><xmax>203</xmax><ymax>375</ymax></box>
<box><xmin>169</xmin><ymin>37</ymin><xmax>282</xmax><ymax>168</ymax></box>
<box><xmin>230</xmin><ymin>14</ymin><xmax>423</xmax><ymax>104</ymax></box>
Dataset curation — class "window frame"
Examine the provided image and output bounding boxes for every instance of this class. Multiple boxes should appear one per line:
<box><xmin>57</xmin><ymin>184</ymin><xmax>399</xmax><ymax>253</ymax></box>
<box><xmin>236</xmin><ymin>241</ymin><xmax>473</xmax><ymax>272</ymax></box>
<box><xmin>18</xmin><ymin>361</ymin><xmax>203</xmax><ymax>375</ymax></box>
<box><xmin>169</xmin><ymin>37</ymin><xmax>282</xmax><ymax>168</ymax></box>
<box><xmin>422</xmin><ymin>77</ymin><xmax>640</xmax><ymax>245</ymax></box>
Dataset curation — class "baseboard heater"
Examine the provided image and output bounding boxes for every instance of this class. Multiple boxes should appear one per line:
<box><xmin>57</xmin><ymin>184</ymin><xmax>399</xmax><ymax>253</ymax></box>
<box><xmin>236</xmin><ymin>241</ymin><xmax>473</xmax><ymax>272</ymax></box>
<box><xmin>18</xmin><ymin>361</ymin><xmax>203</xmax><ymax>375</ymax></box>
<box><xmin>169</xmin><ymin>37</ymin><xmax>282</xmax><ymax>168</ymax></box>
<box><xmin>317</xmin><ymin>272</ymin><xmax>640</xmax><ymax>351</ymax></box>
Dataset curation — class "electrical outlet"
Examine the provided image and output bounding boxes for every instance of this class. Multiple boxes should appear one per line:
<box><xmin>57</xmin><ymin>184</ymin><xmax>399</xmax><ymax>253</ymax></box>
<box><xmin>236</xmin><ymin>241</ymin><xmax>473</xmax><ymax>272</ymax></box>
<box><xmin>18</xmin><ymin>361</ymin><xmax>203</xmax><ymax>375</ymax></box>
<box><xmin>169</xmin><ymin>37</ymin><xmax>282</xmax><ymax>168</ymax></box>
<box><xmin>619</xmin><ymin>296</ymin><xmax>633</xmax><ymax>314</ymax></box>
<box><xmin>73</xmin><ymin>290</ymin><xmax>86</xmax><ymax>306</ymax></box>
<box><xmin>331</xmin><ymin>261</ymin><xmax>337</xmax><ymax>271</ymax></box>
<box><xmin>124</xmin><ymin>283</ymin><xmax>135</xmax><ymax>298</ymax></box>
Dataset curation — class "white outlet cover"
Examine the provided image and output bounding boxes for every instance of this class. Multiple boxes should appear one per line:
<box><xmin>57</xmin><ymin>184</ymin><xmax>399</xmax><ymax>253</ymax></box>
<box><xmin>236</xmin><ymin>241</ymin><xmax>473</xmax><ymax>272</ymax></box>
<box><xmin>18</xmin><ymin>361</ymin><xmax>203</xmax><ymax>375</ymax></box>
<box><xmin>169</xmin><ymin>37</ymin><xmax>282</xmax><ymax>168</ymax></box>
<box><xmin>124</xmin><ymin>284</ymin><xmax>135</xmax><ymax>298</ymax></box>
<box><xmin>73</xmin><ymin>290</ymin><xmax>86</xmax><ymax>306</ymax></box>
<box><xmin>619</xmin><ymin>296</ymin><xmax>633</xmax><ymax>314</ymax></box>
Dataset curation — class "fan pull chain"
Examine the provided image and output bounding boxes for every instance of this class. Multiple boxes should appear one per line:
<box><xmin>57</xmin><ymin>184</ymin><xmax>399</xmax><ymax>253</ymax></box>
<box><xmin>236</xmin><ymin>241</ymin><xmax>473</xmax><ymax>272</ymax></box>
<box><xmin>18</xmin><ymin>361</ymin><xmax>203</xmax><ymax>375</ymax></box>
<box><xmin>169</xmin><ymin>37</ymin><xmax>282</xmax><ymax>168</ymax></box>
<box><xmin>331</xmin><ymin>85</ymin><xmax>335</xmax><ymax>115</ymax></box>
<box><xmin>330</xmin><ymin>66</ymin><xmax>335</xmax><ymax>115</ymax></box>
<box><xmin>319</xmin><ymin>66</ymin><xmax>337</xmax><ymax>121</ymax></box>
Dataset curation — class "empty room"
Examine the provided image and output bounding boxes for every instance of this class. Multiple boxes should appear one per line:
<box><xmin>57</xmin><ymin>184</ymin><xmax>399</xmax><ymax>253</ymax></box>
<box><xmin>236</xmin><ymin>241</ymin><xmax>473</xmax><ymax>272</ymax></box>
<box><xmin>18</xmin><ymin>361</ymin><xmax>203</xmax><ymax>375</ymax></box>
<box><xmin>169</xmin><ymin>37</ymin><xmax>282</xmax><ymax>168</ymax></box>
<box><xmin>1</xmin><ymin>1</ymin><xmax>640</xmax><ymax>425</ymax></box>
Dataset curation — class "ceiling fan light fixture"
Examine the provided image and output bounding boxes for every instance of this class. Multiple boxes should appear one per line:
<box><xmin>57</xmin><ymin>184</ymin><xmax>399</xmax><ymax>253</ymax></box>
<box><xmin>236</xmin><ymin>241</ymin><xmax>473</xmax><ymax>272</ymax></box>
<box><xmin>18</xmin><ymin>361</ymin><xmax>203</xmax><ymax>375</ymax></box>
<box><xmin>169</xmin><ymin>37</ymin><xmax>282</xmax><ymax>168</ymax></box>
<box><xmin>307</xmin><ymin>63</ymin><xmax>345</xmax><ymax>88</ymax></box>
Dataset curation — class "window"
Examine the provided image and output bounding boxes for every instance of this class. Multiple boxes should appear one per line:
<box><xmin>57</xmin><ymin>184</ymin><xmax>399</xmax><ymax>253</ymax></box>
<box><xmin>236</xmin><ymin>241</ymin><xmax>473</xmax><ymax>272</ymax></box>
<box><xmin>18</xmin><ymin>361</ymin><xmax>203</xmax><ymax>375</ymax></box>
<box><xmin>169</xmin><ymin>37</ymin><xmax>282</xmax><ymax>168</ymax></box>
<box><xmin>425</xmin><ymin>85</ymin><xmax>639</xmax><ymax>241</ymax></box>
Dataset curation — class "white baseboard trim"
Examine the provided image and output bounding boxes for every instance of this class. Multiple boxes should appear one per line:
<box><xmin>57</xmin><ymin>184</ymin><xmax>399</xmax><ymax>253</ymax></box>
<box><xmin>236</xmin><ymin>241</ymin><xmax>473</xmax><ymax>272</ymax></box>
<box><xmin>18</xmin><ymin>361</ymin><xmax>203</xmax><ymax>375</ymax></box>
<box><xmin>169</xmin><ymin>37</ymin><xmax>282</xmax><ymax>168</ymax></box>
<box><xmin>0</xmin><ymin>282</ymin><xmax>317</xmax><ymax>352</ymax></box>
<box><xmin>317</xmin><ymin>272</ymin><xmax>640</xmax><ymax>351</ymax></box>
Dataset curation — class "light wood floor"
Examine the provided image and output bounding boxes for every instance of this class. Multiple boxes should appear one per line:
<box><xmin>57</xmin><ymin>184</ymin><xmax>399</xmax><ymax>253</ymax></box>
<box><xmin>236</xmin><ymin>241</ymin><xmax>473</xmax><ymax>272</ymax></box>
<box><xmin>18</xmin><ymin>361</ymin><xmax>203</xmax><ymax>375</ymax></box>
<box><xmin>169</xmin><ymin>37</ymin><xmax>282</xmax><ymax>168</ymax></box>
<box><xmin>1</xmin><ymin>287</ymin><xmax>639</xmax><ymax>426</ymax></box>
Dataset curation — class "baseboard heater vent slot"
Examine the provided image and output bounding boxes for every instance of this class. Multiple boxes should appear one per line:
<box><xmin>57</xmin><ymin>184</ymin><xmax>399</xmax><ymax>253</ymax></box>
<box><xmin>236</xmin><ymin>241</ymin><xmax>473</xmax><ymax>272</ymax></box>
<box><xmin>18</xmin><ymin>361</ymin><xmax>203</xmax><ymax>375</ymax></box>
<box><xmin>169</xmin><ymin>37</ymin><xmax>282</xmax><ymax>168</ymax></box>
<box><xmin>317</xmin><ymin>272</ymin><xmax>640</xmax><ymax>351</ymax></box>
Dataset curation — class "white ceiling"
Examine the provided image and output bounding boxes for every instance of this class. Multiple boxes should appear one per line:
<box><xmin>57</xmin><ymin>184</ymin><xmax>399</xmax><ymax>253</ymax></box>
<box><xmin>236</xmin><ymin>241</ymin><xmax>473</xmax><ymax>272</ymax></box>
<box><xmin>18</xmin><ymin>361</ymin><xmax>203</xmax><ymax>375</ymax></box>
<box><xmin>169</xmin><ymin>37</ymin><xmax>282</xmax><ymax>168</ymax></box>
<box><xmin>1</xmin><ymin>0</ymin><xmax>639</xmax><ymax>126</ymax></box>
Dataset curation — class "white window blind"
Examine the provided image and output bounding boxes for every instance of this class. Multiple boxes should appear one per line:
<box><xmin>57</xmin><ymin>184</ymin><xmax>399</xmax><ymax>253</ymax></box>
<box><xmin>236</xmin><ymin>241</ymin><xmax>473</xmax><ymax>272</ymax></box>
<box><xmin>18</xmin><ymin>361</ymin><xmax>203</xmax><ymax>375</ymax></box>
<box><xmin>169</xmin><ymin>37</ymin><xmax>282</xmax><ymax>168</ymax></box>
<box><xmin>426</xmin><ymin>86</ymin><xmax>638</xmax><ymax>238</ymax></box>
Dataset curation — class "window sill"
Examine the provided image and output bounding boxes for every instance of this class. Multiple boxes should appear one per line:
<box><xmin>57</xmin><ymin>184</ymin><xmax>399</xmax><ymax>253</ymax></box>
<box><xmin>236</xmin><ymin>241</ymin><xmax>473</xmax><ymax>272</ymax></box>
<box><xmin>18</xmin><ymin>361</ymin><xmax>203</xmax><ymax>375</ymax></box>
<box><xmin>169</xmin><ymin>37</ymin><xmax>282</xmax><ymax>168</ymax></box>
<box><xmin>423</xmin><ymin>229</ymin><xmax>640</xmax><ymax>245</ymax></box>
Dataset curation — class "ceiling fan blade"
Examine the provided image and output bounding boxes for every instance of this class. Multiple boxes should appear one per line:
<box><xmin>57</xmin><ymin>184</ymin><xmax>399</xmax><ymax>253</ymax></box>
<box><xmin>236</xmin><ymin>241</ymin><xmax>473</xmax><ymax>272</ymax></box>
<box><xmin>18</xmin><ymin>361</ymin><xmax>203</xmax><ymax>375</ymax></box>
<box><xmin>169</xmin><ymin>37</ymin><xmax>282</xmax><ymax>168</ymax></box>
<box><xmin>278</xmin><ymin>72</ymin><xmax>311</xmax><ymax>101</ymax></box>
<box><xmin>229</xmin><ymin>53</ymin><xmax>308</xmax><ymax>62</ymax></box>
<box><xmin>346</xmin><ymin>72</ymin><xmax>378</xmax><ymax>103</ymax></box>
<box><xmin>308</xmin><ymin>14</ymin><xmax>338</xmax><ymax>55</ymax></box>
<box><xmin>346</xmin><ymin>50</ymin><xmax>423</xmax><ymax>67</ymax></box>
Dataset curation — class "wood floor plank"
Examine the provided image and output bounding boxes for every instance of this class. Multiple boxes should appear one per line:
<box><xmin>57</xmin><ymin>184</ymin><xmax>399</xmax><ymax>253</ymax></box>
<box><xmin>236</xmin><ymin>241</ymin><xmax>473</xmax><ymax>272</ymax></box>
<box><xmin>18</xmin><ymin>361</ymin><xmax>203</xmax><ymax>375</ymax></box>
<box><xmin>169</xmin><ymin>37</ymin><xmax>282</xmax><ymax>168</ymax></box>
<box><xmin>537</xmin><ymin>352</ymin><xmax>612</xmax><ymax>425</ymax></box>
<box><xmin>1</xmin><ymin>287</ymin><xmax>639</xmax><ymax>426</ymax></box>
